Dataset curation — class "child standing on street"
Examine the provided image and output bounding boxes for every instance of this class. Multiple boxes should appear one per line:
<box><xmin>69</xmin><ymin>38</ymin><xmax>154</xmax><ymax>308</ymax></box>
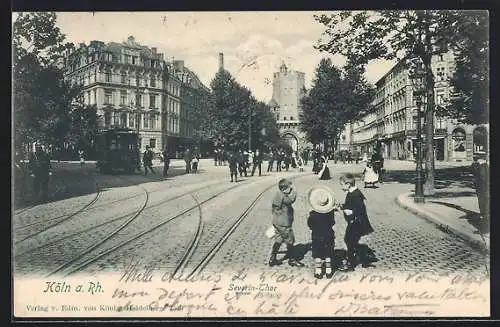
<box><xmin>339</xmin><ymin>173</ymin><xmax>374</xmax><ymax>271</ymax></box>
<box><xmin>269</xmin><ymin>178</ymin><xmax>305</xmax><ymax>267</ymax></box>
<box><xmin>307</xmin><ymin>185</ymin><xmax>336</xmax><ymax>279</ymax></box>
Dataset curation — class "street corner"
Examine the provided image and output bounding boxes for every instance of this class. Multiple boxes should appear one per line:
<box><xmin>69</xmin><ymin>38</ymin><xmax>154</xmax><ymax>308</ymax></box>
<box><xmin>395</xmin><ymin>192</ymin><xmax>489</xmax><ymax>253</ymax></box>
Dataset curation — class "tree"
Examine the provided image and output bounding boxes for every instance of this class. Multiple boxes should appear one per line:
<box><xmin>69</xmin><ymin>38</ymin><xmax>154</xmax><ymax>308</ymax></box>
<box><xmin>314</xmin><ymin>10</ymin><xmax>485</xmax><ymax>194</ymax></box>
<box><xmin>441</xmin><ymin>11</ymin><xmax>489</xmax><ymax>125</ymax></box>
<box><xmin>208</xmin><ymin>69</ymin><xmax>280</xmax><ymax>151</ymax></box>
<box><xmin>300</xmin><ymin>58</ymin><xmax>373</xmax><ymax>152</ymax></box>
<box><xmin>13</xmin><ymin>12</ymin><xmax>79</xmax><ymax>154</ymax></box>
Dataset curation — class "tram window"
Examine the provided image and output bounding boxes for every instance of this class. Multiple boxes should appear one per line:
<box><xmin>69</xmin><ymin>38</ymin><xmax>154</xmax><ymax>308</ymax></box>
<box><xmin>110</xmin><ymin>140</ymin><xmax>117</xmax><ymax>150</ymax></box>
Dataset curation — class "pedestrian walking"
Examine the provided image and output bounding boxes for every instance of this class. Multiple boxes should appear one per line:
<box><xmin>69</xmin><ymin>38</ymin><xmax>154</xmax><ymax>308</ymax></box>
<box><xmin>184</xmin><ymin>148</ymin><xmax>192</xmax><ymax>174</ymax></box>
<box><xmin>191</xmin><ymin>156</ymin><xmax>199</xmax><ymax>173</ymax></box>
<box><xmin>162</xmin><ymin>146</ymin><xmax>170</xmax><ymax>177</ymax></box>
<box><xmin>28</xmin><ymin>145</ymin><xmax>52</xmax><ymax>203</ymax></box>
<box><xmin>297</xmin><ymin>154</ymin><xmax>304</xmax><ymax>172</ymax></box>
<box><xmin>268</xmin><ymin>178</ymin><xmax>305</xmax><ymax>267</ymax></box>
<box><xmin>371</xmin><ymin>149</ymin><xmax>384</xmax><ymax>183</ymax></box>
<box><xmin>238</xmin><ymin>150</ymin><xmax>248</xmax><ymax>177</ymax></box>
<box><xmin>362</xmin><ymin>152</ymin><xmax>368</xmax><ymax>163</ymax></box>
<box><xmin>307</xmin><ymin>185</ymin><xmax>336</xmax><ymax>279</ymax></box>
<box><xmin>228</xmin><ymin>151</ymin><xmax>238</xmax><ymax>182</ymax></box>
<box><xmin>267</xmin><ymin>150</ymin><xmax>276</xmax><ymax>172</ymax></box>
<box><xmin>471</xmin><ymin>153</ymin><xmax>489</xmax><ymax>229</ymax></box>
<box><xmin>143</xmin><ymin>145</ymin><xmax>155</xmax><ymax>175</ymax></box>
<box><xmin>318</xmin><ymin>157</ymin><xmax>331</xmax><ymax>180</ymax></box>
<box><xmin>363</xmin><ymin>162</ymin><xmax>379</xmax><ymax>188</ymax></box>
<box><xmin>276</xmin><ymin>151</ymin><xmax>283</xmax><ymax>172</ymax></box>
<box><xmin>78</xmin><ymin>149</ymin><xmax>85</xmax><ymax>165</ymax></box>
<box><xmin>339</xmin><ymin>173</ymin><xmax>374</xmax><ymax>271</ymax></box>
<box><xmin>251</xmin><ymin>149</ymin><xmax>263</xmax><ymax>176</ymax></box>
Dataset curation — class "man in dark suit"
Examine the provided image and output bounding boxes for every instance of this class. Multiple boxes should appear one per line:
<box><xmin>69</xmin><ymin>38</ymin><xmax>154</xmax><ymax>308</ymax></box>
<box><xmin>28</xmin><ymin>145</ymin><xmax>52</xmax><ymax>203</ymax></box>
<box><xmin>371</xmin><ymin>148</ymin><xmax>384</xmax><ymax>183</ymax></box>
<box><xmin>471</xmin><ymin>154</ymin><xmax>489</xmax><ymax>229</ymax></box>
<box><xmin>251</xmin><ymin>149</ymin><xmax>263</xmax><ymax>177</ymax></box>
<box><xmin>162</xmin><ymin>145</ymin><xmax>170</xmax><ymax>177</ymax></box>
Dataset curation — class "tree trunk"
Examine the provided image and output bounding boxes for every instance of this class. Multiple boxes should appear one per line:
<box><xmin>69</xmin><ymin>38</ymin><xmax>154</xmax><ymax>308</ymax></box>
<box><xmin>423</xmin><ymin>61</ymin><xmax>435</xmax><ymax>195</ymax></box>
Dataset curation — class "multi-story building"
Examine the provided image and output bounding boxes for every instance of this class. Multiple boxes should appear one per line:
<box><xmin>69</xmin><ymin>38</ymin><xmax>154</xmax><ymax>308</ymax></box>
<box><xmin>62</xmin><ymin>36</ymin><xmax>210</xmax><ymax>155</ymax></box>
<box><xmin>168</xmin><ymin>60</ymin><xmax>211</xmax><ymax>156</ymax></box>
<box><xmin>268</xmin><ymin>62</ymin><xmax>308</xmax><ymax>152</ymax></box>
<box><xmin>350</xmin><ymin>52</ymin><xmax>488</xmax><ymax>162</ymax></box>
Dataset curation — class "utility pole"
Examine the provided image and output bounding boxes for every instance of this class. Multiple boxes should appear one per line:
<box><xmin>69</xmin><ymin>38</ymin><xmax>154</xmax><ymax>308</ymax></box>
<box><xmin>248</xmin><ymin>106</ymin><xmax>252</xmax><ymax>152</ymax></box>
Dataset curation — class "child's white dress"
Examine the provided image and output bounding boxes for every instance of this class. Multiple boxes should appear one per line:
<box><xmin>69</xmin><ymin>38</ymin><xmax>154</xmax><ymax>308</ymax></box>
<box><xmin>364</xmin><ymin>166</ymin><xmax>379</xmax><ymax>184</ymax></box>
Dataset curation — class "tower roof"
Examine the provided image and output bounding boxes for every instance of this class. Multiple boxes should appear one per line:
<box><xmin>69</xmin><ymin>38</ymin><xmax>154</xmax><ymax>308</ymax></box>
<box><xmin>268</xmin><ymin>98</ymin><xmax>279</xmax><ymax>107</ymax></box>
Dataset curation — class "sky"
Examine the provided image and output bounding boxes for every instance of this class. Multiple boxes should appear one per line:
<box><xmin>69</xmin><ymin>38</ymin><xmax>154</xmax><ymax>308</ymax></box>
<box><xmin>52</xmin><ymin>11</ymin><xmax>396</xmax><ymax>102</ymax></box>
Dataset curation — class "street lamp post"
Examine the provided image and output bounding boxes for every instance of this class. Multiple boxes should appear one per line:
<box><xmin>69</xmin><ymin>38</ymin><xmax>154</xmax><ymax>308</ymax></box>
<box><xmin>409</xmin><ymin>58</ymin><xmax>425</xmax><ymax>203</ymax></box>
<box><xmin>248</xmin><ymin>106</ymin><xmax>252</xmax><ymax>152</ymax></box>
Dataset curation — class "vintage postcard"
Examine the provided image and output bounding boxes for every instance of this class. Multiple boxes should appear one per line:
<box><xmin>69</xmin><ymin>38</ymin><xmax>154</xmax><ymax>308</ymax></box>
<box><xmin>12</xmin><ymin>11</ymin><xmax>490</xmax><ymax>318</ymax></box>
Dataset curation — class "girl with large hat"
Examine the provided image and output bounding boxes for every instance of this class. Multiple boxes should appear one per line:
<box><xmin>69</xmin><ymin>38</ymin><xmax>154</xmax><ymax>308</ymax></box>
<box><xmin>307</xmin><ymin>185</ymin><xmax>337</xmax><ymax>279</ymax></box>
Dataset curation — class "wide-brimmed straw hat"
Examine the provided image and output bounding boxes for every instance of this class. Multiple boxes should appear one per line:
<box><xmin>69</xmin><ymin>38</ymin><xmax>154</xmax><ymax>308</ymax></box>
<box><xmin>307</xmin><ymin>185</ymin><xmax>336</xmax><ymax>213</ymax></box>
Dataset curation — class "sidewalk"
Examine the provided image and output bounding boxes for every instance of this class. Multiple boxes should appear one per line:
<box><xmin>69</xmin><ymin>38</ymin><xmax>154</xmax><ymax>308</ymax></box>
<box><xmin>396</xmin><ymin>186</ymin><xmax>490</xmax><ymax>252</ymax></box>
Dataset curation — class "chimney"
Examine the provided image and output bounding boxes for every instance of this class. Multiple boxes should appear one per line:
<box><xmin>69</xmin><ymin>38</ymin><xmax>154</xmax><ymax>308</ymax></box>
<box><xmin>152</xmin><ymin>47</ymin><xmax>157</xmax><ymax>54</ymax></box>
<box><xmin>219</xmin><ymin>53</ymin><xmax>224</xmax><ymax>70</ymax></box>
<box><xmin>174</xmin><ymin>60</ymin><xmax>184</xmax><ymax>73</ymax></box>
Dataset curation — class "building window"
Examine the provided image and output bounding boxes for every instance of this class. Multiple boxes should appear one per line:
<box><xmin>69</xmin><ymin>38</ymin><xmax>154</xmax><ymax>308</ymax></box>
<box><xmin>136</xmin><ymin>77</ymin><xmax>140</xmax><ymax>87</ymax></box>
<box><xmin>136</xmin><ymin>94</ymin><xmax>142</xmax><ymax>108</ymax></box>
<box><xmin>284</xmin><ymin>117</ymin><xmax>287</xmax><ymax>121</ymax></box>
<box><xmin>436</xmin><ymin>118</ymin><xmax>446</xmax><ymax>129</ymax></box>
<box><xmin>150</xmin><ymin>138</ymin><xmax>156</xmax><ymax>149</ymax></box>
<box><xmin>150</xmin><ymin>114</ymin><xmax>156</xmax><ymax>129</ymax></box>
<box><xmin>436</xmin><ymin>93</ymin><xmax>445</xmax><ymax>105</ymax></box>
<box><xmin>149</xmin><ymin>95</ymin><xmax>156</xmax><ymax>108</ymax></box>
<box><xmin>412</xmin><ymin>116</ymin><xmax>418</xmax><ymax>130</ymax></box>
<box><xmin>120</xmin><ymin>113</ymin><xmax>127</xmax><ymax>128</ymax></box>
<box><xmin>93</xmin><ymin>90</ymin><xmax>97</xmax><ymax>105</ymax></box>
<box><xmin>104</xmin><ymin>112</ymin><xmax>111</xmax><ymax>128</ymax></box>
<box><xmin>104</xmin><ymin>90</ymin><xmax>113</xmax><ymax>105</ymax></box>
<box><xmin>128</xmin><ymin>113</ymin><xmax>135</xmax><ymax>128</ymax></box>
<box><xmin>105</xmin><ymin>70</ymin><xmax>112</xmax><ymax>83</ymax></box>
<box><xmin>113</xmin><ymin>113</ymin><xmax>119</xmax><ymax>127</ymax></box>
<box><xmin>121</xmin><ymin>73</ymin><xmax>126</xmax><ymax>84</ymax></box>
<box><xmin>120</xmin><ymin>91</ymin><xmax>127</xmax><ymax>105</ymax></box>
<box><xmin>143</xmin><ymin>114</ymin><xmax>149</xmax><ymax>128</ymax></box>
<box><xmin>132</xmin><ymin>56</ymin><xmax>136</xmax><ymax>65</ymax></box>
<box><xmin>290</xmin><ymin>116</ymin><xmax>294</xmax><ymax>120</ymax></box>
<box><xmin>150</xmin><ymin>77</ymin><xmax>156</xmax><ymax>87</ymax></box>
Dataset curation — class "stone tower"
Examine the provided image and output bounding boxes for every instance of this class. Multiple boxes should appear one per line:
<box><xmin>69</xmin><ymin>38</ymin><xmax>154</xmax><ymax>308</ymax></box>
<box><xmin>268</xmin><ymin>61</ymin><xmax>308</xmax><ymax>152</ymax></box>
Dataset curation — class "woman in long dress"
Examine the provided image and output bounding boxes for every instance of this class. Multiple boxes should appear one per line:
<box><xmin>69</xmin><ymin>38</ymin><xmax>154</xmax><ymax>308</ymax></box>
<box><xmin>363</xmin><ymin>162</ymin><xmax>379</xmax><ymax>188</ymax></box>
<box><xmin>318</xmin><ymin>156</ymin><xmax>331</xmax><ymax>180</ymax></box>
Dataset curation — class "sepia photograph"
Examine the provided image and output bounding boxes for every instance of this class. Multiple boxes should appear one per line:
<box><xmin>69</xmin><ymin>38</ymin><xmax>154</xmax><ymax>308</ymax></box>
<box><xmin>12</xmin><ymin>10</ymin><xmax>490</xmax><ymax>318</ymax></box>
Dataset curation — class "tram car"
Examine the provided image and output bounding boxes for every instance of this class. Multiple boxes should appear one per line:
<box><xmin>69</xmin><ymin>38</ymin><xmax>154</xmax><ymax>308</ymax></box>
<box><xmin>95</xmin><ymin>128</ymin><xmax>141</xmax><ymax>173</ymax></box>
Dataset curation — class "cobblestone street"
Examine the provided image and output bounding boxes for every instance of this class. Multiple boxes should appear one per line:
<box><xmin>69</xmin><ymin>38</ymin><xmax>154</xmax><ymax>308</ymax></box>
<box><xmin>13</xmin><ymin>160</ymin><xmax>489</xmax><ymax>280</ymax></box>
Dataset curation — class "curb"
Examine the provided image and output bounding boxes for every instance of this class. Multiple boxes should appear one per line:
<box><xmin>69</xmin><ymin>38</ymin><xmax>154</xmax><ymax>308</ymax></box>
<box><xmin>395</xmin><ymin>192</ymin><xmax>489</xmax><ymax>253</ymax></box>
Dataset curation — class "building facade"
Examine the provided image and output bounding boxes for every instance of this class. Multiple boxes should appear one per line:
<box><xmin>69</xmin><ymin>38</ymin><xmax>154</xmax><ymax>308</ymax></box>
<box><xmin>63</xmin><ymin>36</ymin><xmax>210</xmax><ymax>155</ymax></box>
<box><xmin>268</xmin><ymin>62</ymin><xmax>308</xmax><ymax>152</ymax></box>
<box><xmin>350</xmin><ymin>52</ymin><xmax>488</xmax><ymax>162</ymax></box>
<box><xmin>168</xmin><ymin>60</ymin><xmax>211</xmax><ymax>156</ymax></box>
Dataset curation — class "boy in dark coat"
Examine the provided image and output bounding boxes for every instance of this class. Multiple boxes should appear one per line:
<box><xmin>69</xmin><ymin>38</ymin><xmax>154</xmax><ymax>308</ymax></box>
<box><xmin>269</xmin><ymin>178</ymin><xmax>304</xmax><ymax>267</ymax></box>
<box><xmin>339</xmin><ymin>173</ymin><xmax>374</xmax><ymax>270</ymax></box>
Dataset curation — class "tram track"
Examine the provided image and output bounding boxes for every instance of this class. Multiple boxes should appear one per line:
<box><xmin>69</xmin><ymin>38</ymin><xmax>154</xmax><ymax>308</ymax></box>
<box><xmin>172</xmin><ymin>173</ymin><xmax>312</xmax><ymax>279</ymax></box>
<box><xmin>13</xmin><ymin>176</ymin><xmax>228</xmax><ymax>245</ymax></box>
<box><xmin>13</xmin><ymin>179</ymin><xmax>101</xmax><ymax>244</ymax></box>
<box><xmin>44</xmin><ymin>180</ymin><xmax>252</xmax><ymax>277</ymax></box>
